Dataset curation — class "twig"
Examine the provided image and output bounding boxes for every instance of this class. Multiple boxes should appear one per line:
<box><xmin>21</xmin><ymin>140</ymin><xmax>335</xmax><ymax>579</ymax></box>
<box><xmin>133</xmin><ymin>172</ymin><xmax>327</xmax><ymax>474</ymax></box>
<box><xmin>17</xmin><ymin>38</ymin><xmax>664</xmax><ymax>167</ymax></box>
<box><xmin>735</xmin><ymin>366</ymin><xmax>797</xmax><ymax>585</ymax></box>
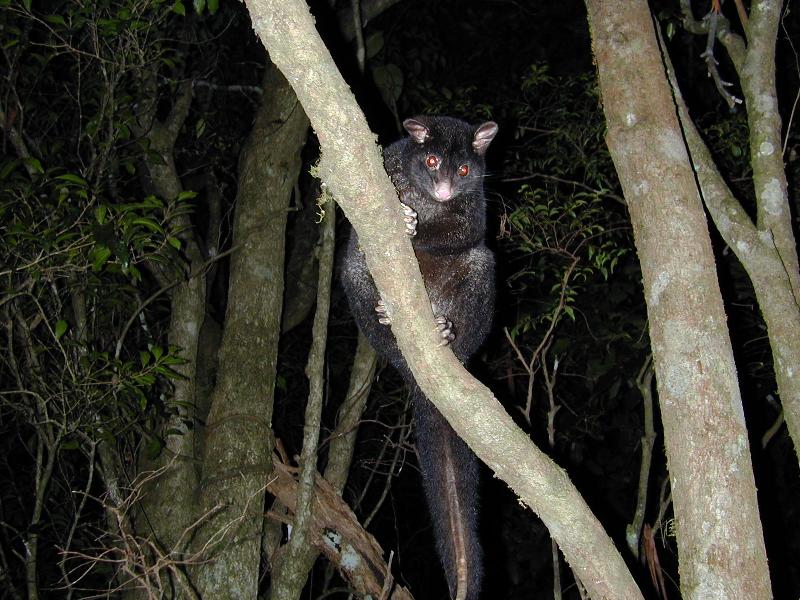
<box><xmin>781</xmin><ymin>6</ymin><xmax>800</xmax><ymax>157</ymax></box>
<box><xmin>542</xmin><ymin>339</ymin><xmax>560</xmax><ymax>448</ymax></box>
<box><xmin>0</xmin><ymin>108</ymin><xmax>39</xmax><ymax>178</ymax></box>
<box><xmin>551</xmin><ymin>539</ymin><xmax>562</xmax><ymax>599</ymax></box>
<box><xmin>58</xmin><ymin>442</ymin><xmax>97</xmax><ymax>599</ymax></box>
<box><xmin>679</xmin><ymin>0</ymin><xmax>744</xmax><ymax>108</ymax></box>
<box><xmin>699</xmin><ymin>10</ymin><xmax>742</xmax><ymax>110</ymax></box>
<box><xmin>192</xmin><ymin>80</ymin><xmax>263</xmax><ymax>95</ymax></box>
<box><xmin>114</xmin><ymin>245</ymin><xmax>237</xmax><ymax>359</ymax></box>
<box><xmin>626</xmin><ymin>355</ymin><xmax>655</xmax><ymax>558</ymax></box>
<box><xmin>501</xmin><ymin>171</ymin><xmax>625</xmax><ymax>205</ymax></box>
<box><xmin>363</xmin><ymin>410</ymin><xmax>410</xmax><ymax>528</ymax></box>
<box><xmin>504</xmin><ymin>256</ymin><xmax>579</xmax><ymax>425</ymax></box>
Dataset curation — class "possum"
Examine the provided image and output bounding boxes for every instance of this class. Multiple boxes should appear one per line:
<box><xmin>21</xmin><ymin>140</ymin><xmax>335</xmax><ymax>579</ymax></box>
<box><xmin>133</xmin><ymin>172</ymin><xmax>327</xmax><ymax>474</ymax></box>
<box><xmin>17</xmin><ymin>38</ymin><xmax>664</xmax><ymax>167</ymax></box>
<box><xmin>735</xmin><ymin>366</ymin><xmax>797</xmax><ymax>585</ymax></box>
<box><xmin>341</xmin><ymin>115</ymin><xmax>498</xmax><ymax>600</ymax></box>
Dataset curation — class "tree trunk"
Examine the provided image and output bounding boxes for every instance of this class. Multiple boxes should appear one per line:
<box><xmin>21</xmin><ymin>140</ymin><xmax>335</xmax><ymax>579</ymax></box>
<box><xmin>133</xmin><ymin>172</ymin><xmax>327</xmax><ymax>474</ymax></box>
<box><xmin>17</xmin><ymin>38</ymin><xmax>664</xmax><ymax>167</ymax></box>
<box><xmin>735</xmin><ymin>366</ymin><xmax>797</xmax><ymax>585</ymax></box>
<box><xmin>243</xmin><ymin>1</ymin><xmax>644</xmax><ymax>598</ymax></box>
<box><xmin>740</xmin><ymin>5</ymin><xmax>800</xmax><ymax>460</ymax></box>
<box><xmin>584</xmin><ymin>1</ymin><xmax>772</xmax><ymax>597</ymax></box>
<box><xmin>134</xmin><ymin>81</ymin><xmax>206</xmax><ymax>563</ymax></box>
<box><xmin>677</xmin><ymin>0</ymin><xmax>800</xmax><ymax>464</ymax></box>
<box><xmin>192</xmin><ymin>63</ymin><xmax>309</xmax><ymax>598</ymax></box>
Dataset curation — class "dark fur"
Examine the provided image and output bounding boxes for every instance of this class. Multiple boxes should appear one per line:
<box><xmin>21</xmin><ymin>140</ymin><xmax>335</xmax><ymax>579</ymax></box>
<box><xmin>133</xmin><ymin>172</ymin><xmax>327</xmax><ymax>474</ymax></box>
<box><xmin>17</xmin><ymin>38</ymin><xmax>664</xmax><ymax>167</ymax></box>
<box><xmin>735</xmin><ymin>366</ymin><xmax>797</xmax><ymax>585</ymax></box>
<box><xmin>341</xmin><ymin>116</ymin><xmax>497</xmax><ymax>600</ymax></box>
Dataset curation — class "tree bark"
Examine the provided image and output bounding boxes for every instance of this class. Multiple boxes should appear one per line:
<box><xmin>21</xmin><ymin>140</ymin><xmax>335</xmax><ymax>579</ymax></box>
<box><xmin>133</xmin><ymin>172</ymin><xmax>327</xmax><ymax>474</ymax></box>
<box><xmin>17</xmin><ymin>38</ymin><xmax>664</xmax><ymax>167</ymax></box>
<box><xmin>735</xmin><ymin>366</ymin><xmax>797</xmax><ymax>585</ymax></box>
<box><xmin>243</xmin><ymin>1</ymin><xmax>643</xmax><ymax>599</ymax></box>
<box><xmin>584</xmin><ymin>1</ymin><xmax>772</xmax><ymax>597</ymax></box>
<box><xmin>192</xmin><ymin>63</ymin><xmax>309</xmax><ymax>598</ymax></box>
<box><xmin>134</xmin><ymin>80</ymin><xmax>206</xmax><ymax>559</ymax></box>
<box><xmin>679</xmin><ymin>0</ymin><xmax>800</xmax><ymax>464</ymax></box>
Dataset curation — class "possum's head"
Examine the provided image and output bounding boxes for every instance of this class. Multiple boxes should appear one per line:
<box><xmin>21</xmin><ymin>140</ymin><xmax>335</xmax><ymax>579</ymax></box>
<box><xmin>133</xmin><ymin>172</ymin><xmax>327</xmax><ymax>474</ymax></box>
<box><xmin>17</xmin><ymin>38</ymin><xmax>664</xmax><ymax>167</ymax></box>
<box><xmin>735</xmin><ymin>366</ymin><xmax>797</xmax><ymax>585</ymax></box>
<box><xmin>402</xmin><ymin>116</ymin><xmax>498</xmax><ymax>203</ymax></box>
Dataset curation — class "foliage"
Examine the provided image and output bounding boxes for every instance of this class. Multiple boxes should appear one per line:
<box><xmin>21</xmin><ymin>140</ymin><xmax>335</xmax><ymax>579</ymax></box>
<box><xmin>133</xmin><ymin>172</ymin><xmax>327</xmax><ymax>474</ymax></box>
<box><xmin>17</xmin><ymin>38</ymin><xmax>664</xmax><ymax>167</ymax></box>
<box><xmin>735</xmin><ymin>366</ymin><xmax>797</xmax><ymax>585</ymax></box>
<box><xmin>499</xmin><ymin>65</ymin><xmax>644</xmax><ymax>444</ymax></box>
<box><xmin>0</xmin><ymin>0</ymin><xmax>197</xmax><ymax>594</ymax></box>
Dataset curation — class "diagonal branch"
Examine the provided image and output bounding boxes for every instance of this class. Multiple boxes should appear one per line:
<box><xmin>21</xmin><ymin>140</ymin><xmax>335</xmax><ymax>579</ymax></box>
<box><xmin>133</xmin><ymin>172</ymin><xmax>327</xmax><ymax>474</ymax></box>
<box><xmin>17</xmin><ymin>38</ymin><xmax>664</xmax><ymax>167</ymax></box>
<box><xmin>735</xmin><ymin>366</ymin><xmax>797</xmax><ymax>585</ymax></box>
<box><xmin>245</xmin><ymin>1</ymin><xmax>644</xmax><ymax>599</ymax></box>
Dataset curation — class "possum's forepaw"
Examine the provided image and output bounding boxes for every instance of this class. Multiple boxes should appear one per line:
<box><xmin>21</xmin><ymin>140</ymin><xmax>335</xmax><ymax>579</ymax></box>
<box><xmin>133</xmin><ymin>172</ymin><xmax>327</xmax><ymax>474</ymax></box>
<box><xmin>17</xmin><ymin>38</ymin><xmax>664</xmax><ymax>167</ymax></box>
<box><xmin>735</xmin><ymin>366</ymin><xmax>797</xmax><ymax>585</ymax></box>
<box><xmin>376</xmin><ymin>300</ymin><xmax>455</xmax><ymax>345</ymax></box>
<box><xmin>375</xmin><ymin>300</ymin><xmax>391</xmax><ymax>325</ymax></box>
<box><xmin>434</xmin><ymin>315</ymin><xmax>455</xmax><ymax>346</ymax></box>
<box><xmin>400</xmin><ymin>202</ymin><xmax>418</xmax><ymax>237</ymax></box>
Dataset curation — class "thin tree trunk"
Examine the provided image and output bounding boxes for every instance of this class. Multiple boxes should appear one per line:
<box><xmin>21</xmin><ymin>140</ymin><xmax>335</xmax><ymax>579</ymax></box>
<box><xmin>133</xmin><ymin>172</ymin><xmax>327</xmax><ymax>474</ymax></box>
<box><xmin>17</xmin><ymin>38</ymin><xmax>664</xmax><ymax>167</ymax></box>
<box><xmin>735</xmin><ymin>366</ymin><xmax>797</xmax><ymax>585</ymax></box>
<box><xmin>269</xmin><ymin>201</ymin><xmax>335</xmax><ymax>600</ymax></box>
<box><xmin>134</xmin><ymin>80</ymin><xmax>206</xmax><ymax>562</ymax></box>
<box><xmin>244</xmin><ymin>1</ymin><xmax>643</xmax><ymax>598</ymax></box>
<box><xmin>584</xmin><ymin>1</ymin><xmax>772</xmax><ymax>597</ymax></box>
<box><xmin>677</xmin><ymin>0</ymin><xmax>800</xmax><ymax>464</ymax></box>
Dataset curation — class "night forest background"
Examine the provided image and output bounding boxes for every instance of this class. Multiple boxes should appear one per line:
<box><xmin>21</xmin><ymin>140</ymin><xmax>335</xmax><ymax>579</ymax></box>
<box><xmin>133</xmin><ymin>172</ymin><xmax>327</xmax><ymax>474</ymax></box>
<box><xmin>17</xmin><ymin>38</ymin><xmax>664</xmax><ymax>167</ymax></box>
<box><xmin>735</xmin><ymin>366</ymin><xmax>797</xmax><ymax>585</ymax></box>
<box><xmin>1</xmin><ymin>0</ymin><xmax>799</xmax><ymax>598</ymax></box>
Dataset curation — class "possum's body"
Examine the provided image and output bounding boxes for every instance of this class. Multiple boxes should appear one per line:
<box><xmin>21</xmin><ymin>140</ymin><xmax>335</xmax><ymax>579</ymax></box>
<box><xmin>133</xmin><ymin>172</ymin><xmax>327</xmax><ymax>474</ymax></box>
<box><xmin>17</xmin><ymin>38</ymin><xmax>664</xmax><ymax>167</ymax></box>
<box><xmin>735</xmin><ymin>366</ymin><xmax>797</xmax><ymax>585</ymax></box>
<box><xmin>341</xmin><ymin>116</ymin><xmax>498</xmax><ymax>600</ymax></box>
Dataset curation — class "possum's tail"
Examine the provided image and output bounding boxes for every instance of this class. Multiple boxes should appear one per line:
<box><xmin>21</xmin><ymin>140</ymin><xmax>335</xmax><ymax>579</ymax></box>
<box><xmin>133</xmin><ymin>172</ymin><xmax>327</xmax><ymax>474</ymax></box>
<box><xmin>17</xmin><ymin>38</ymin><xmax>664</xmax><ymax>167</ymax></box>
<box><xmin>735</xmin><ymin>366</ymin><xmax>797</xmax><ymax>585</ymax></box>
<box><xmin>411</xmin><ymin>384</ymin><xmax>482</xmax><ymax>600</ymax></box>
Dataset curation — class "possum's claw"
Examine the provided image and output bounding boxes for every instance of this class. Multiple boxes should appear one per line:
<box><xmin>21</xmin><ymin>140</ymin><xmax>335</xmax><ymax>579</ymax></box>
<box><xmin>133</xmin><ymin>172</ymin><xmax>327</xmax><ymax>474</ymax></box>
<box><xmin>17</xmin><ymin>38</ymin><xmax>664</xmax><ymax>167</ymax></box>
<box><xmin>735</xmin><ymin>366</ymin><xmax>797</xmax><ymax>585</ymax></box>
<box><xmin>400</xmin><ymin>202</ymin><xmax>418</xmax><ymax>237</ymax></box>
<box><xmin>375</xmin><ymin>300</ymin><xmax>391</xmax><ymax>325</ymax></box>
<box><xmin>434</xmin><ymin>314</ymin><xmax>455</xmax><ymax>346</ymax></box>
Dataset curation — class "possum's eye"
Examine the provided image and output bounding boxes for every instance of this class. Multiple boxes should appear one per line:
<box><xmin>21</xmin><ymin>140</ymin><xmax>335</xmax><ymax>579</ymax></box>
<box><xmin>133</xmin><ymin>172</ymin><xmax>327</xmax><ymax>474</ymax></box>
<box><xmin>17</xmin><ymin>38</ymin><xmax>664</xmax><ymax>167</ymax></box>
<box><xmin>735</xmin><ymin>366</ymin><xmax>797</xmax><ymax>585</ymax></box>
<box><xmin>425</xmin><ymin>155</ymin><xmax>440</xmax><ymax>169</ymax></box>
<box><xmin>457</xmin><ymin>164</ymin><xmax>469</xmax><ymax>177</ymax></box>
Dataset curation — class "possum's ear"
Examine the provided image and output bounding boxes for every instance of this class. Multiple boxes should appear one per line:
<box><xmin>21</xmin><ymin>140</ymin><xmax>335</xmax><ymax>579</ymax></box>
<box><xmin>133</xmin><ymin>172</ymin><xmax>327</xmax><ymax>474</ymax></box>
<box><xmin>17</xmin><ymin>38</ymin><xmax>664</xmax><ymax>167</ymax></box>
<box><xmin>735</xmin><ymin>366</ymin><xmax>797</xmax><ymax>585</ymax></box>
<box><xmin>403</xmin><ymin>118</ymin><xmax>430</xmax><ymax>144</ymax></box>
<box><xmin>472</xmin><ymin>121</ymin><xmax>498</xmax><ymax>156</ymax></box>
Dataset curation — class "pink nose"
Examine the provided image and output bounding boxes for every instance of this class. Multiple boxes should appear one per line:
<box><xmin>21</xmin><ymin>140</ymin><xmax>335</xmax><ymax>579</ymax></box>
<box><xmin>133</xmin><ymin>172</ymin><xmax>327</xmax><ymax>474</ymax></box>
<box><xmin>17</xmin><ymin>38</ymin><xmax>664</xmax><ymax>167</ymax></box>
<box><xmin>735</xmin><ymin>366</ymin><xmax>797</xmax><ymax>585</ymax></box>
<box><xmin>434</xmin><ymin>182</ymin><xmax>452</xmax><ymax>200</ymax></box>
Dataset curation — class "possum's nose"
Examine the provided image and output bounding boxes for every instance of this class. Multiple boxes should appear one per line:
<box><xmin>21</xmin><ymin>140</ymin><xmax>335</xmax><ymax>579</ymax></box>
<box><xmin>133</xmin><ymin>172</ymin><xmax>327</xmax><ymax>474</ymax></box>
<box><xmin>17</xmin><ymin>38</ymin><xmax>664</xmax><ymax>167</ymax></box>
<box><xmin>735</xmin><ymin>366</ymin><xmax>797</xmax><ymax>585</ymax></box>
<box><xmin>434</xmin><ymin>181</ymin><xmax>453</xmax><ymax>200</ymax></box>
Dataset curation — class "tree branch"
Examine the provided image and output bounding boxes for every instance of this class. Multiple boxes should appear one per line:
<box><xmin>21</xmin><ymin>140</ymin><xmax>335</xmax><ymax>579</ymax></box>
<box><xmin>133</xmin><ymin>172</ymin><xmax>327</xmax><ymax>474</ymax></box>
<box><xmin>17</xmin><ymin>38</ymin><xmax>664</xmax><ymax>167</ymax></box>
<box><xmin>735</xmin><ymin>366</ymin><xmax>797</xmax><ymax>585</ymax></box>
<box><xmin>267</xmin><ymin>459</ymin><xmax>414</xmax><ymax>599</ymax></box>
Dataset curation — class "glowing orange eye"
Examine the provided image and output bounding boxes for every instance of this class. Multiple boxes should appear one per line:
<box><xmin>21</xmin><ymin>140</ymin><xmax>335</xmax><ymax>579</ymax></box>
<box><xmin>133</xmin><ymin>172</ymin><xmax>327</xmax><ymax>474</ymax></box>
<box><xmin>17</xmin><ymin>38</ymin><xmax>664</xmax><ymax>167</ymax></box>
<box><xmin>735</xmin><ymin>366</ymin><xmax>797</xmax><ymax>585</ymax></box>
<box><xmin>457</xmin><ymin>164</ymin><xmax>469</xmax><ymax>177</ymax></box>
<box><xmin>425</xmin><ymin>155</ymin><xmax>439</xmax><ymax>169</ymax></box>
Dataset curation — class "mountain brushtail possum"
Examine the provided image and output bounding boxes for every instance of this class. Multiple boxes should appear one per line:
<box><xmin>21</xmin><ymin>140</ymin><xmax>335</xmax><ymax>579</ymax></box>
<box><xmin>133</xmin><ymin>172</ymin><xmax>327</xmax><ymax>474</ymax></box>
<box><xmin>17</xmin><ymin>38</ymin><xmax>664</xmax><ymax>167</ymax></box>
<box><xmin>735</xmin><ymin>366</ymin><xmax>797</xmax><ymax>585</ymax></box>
<box><xmin>341</xmin><ymin>116</ymin><xmax>498</xmax><ymax>600</ymax></box>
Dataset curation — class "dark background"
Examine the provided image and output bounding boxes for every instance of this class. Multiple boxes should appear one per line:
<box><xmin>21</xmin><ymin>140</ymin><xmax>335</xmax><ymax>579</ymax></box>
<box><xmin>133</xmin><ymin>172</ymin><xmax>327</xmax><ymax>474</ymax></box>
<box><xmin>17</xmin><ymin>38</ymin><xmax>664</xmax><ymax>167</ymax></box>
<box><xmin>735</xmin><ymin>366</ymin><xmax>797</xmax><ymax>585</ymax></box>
<box><xmin>275</xmin><ymin>1</ymin><xmax>800</xmax><ymax>598</ymax></box>
<box><xmin>1</xmin><ymin>0</ymin><xmax>799</xmax><ymax>598</ymax></box>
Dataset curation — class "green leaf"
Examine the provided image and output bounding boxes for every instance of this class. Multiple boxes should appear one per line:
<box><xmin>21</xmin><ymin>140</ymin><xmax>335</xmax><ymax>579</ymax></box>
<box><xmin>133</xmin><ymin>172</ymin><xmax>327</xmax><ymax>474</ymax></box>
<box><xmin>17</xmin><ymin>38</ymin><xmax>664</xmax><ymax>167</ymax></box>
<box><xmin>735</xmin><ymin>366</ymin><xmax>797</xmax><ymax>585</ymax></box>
<box><xmin>137</xmin><ymin>373</ymin><xmax>156</xmax><ymax>385</ymax></box>
<box><xmin>131</xmin><ymin>217</ymin><xmax>164</xmax><ymax>234</ymax></box>
<box><xmin>91</xmin><ymin>245</ymin><xmax>112</xmax><ymax>271</ymax></box>
<box><xmin>140</xmin><ymin>351</ymin><xmax>151</xmax><ymax>367</ymax></box>
<box><xmin>193</xmin><ymin>0</ymin><xmax>205</xmax><ymax>13</ymax></box>
<box><xmin>372</xmin><ymin>63</ymin><xmax>404</xmax><ymax>107</ymax></box>
<box><xmin>62</xmin><ymin>439</ymin><xmax>80</xmax><ymax>451</ymax></box>
<box><xmin>172</xmin><ymin>1</ymin><xmax>185</xmax><ymax>15</ymax></box>
<box><xmin>167</xmin><ymin>236</ymin><xmax>181</xmax><ymax>250</ymax></box>
<box><xmin>95</xmin><ymin>205</ymin><xmax>107</xmax><ymax>224</ymax></box>
<box><xmin>117</xmin><ymin>123</ymin><xmax>131</xmax><ymax>140</ymax></box>
<box><xmin>55</xmin><ymin>319</ymin><xmax>68</xmax><ymax>339</ymax></box>
<box><xmin>23</xmin><ymin>157</ymin><xmax>44</xmax><ymax>174</ymax></box>
<box><xmin>365</xmin><ymin>31</ymin><xmax>384</xmax><ymax>59</ymax></box>
<box><xmin>276</xmin><ymin>374</ymin><xmax>287</xmax><ymax>393</ymax></box>
<box><xmin>145</xmin><ymin>438</ymin><xmax>162</xmax><ymax>459</ymax></box>
<box><xmin>126</xmin><ymin>264</ymin><xmax>142</xmax><ymax>281</ymax></box>
<box><xmin>176</xmin><ymin>190</ymin><xmax>197</xmax><ymax>202</ymax></box>
<box><xmin>45</xmin><ymin>14</ymin><xmax>67</xmax><ymax>26</ymax></box>
<box><xmin>207</xmin><ymin>0</ymin><xmax>218</xmax><ymax>14</ymax></box>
